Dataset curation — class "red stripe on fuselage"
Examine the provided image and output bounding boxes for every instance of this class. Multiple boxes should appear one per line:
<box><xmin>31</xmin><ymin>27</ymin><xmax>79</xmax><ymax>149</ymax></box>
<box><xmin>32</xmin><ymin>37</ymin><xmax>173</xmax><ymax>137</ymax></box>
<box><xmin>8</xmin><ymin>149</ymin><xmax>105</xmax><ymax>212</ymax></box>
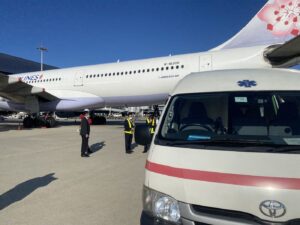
<box><xmin>145</xmin><ymin>161</ymin><xmax>300</xmax><ymax>190</ymax></box>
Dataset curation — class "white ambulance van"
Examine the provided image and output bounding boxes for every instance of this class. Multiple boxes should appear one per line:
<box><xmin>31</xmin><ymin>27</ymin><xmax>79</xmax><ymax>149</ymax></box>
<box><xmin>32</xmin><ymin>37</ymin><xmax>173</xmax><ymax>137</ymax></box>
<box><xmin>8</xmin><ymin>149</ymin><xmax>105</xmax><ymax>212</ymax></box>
<box><xmin>135</xmin><ymin>69</ymin><xmax>300</xmax><ymax>225</ymax></box>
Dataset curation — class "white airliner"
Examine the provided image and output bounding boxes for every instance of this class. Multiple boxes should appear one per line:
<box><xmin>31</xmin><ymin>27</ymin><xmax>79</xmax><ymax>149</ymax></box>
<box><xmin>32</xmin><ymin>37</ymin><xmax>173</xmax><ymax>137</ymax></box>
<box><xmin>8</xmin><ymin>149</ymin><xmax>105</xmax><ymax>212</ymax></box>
<box><xmin>0</xmin><ymin>0</ymin><xmax>300</xmax><ymax>126</ymax></box>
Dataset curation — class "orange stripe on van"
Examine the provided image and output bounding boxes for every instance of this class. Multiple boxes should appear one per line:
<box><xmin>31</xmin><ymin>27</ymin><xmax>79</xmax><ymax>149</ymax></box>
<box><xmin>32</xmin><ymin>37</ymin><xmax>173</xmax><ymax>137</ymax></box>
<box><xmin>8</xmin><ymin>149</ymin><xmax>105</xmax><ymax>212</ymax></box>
<box><xmin>145</xmin><ymin>160</ymin><xmax>300</xmax><ymax>190</ymax></box>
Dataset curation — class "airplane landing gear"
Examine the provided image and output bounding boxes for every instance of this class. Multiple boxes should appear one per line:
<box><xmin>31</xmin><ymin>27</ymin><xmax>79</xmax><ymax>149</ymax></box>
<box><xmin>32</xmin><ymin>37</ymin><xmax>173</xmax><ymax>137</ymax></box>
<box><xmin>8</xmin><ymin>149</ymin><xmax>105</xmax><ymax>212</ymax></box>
<box><xmin>46</xmin><ymin>116</ymin><xmax>57</xmax><ymax>128</ymax></box>
<box><xmin>23</xmin><ymin>114</ymin><xmax>57</xmax><ymax>128</ymax></box>
<box><xmin>89</xmin><ymin>111</ymin><xmax>107</xmax><ymax>125</ymax></box>
<box><xmin>91</xmin><ymin>115</ymin><xmax>106</xmax><ymax>125</ymax></box>
<box><xmin>153</xmin><ymin>105</ymin><xmax>160</xmax><ymax>118</ymax></box>
<box><xmin>23</xmin><ymin>116</ymin><xmax>34</xmax><ymax>128</ymax></box>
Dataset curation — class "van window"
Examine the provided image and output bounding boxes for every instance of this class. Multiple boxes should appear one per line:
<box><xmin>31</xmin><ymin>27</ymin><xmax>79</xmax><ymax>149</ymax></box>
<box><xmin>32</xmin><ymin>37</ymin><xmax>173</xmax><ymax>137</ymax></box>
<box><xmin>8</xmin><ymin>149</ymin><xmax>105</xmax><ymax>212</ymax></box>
<box><xmin>158</xmin><ymin>92</ymin><xmax>300</xmax><ymax>150</ymax></box>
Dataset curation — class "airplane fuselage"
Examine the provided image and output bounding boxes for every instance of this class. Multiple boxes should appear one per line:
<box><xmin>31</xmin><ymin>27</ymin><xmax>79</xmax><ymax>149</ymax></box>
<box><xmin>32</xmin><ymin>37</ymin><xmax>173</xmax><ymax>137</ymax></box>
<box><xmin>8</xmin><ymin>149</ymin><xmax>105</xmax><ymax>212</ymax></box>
<box><xmin>5</xmin><ymin>45</ymin><xmax>270</xmax><ymax>112</ymax></box>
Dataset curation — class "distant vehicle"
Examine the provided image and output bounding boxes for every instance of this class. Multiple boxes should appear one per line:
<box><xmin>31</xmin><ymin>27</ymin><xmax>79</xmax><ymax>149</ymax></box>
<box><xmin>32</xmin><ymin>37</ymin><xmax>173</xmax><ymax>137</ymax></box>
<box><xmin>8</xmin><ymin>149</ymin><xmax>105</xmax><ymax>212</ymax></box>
<box><xmin>111</xmin><ymin>113</ymin><xmax>122</xmax><ymax>118</ymax></box>
<box><xmin>9</xmin><ymin>112</ymin><xmax>25</xmax><ymax>119</ymax></box>
<box><xmin>55</xmin><ymin>107</ymin><xmax>126</xmax><ymax>124</ymax></box>
<box><xmin>17</xmin><ymin>112</ymin><xmax>25</xmax><ymax>119</ymax></box>
<box><xmin>135</xmin><ymin>68</ymin><xmax>300</xmax><ymax>225</ymax></box>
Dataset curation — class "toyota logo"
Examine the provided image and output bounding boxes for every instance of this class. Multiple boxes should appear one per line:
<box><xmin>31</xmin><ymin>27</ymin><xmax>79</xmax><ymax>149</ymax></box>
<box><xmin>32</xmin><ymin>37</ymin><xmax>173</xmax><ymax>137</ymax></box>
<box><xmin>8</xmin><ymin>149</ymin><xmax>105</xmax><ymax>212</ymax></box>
<box><xmin>259</xmin><ymin>200</ymin><xmax>286</xmax><ymax>218</ymax></box>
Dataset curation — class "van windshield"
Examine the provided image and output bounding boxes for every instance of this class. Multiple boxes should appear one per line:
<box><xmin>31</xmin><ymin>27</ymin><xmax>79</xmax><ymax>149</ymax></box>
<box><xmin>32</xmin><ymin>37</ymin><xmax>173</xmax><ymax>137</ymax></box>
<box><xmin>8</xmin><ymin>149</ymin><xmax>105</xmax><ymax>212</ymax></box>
<box><xmin>158</xmin><ymin>92</ymin><xmax>300</xmax><ymax>150</ymax></box>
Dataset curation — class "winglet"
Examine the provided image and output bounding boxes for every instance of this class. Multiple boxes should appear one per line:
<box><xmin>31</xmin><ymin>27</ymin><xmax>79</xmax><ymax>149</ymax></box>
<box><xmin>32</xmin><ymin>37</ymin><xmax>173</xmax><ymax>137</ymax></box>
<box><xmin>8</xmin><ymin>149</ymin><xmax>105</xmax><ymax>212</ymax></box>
<box><xmin>0</xmin><ymin>73</ymin><xmax>20</xmax><ymax>87</ymax></box>
<box><xmin>8</xmin><ymin>76</ymin><xmax>20</xmax><ymax>84</ymax></box>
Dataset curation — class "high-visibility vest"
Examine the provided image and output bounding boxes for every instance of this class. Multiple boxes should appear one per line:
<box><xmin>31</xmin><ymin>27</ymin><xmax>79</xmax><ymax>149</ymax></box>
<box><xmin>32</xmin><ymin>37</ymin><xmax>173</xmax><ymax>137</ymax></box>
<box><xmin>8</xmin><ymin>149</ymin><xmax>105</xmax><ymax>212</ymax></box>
<box><xmin>150</xmin><ymin>119</ymin><xmax>156</xmax><ymax>134</ymax></box>
<box><xmin>146</xmin><ymin>118</ymin><xmax>151</xmax><ymax>125</ymax></box>
<box><xmin>124</xmin><ymin>118</ymin><xmax>134</xmax><ymax>134</ymax></box>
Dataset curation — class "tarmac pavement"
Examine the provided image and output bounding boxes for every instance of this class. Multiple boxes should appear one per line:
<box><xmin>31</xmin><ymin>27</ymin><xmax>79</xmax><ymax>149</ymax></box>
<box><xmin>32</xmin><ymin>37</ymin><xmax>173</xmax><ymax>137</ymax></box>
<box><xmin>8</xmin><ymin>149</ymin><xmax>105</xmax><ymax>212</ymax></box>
<box><xmin>0</xmin><ymin>120</ymin><xmax>147</xmax><ymax>225</ymax></box>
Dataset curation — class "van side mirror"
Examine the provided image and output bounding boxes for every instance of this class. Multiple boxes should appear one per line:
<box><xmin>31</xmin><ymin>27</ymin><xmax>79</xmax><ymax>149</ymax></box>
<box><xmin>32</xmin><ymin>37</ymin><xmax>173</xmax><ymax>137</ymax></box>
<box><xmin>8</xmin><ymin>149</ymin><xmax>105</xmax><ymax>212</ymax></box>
<box><xmin>134</xmin><ymin>124</ymin><xmax>151</xmax><ymax>146</ymax></box>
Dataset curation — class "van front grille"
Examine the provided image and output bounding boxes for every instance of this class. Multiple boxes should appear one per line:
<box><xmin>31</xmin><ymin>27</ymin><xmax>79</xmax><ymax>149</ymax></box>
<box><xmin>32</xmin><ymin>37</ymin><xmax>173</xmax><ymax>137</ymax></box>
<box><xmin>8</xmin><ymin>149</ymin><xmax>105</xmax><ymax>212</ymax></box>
<box><xmin>188</xmin><ymin>204</ymin><xmax>300</xmax><ymax>225</ymax></box>
<box><xmin>192</xmin><ymin>205</ymin><xmax>262</xmax><ymax>223</ymax></box>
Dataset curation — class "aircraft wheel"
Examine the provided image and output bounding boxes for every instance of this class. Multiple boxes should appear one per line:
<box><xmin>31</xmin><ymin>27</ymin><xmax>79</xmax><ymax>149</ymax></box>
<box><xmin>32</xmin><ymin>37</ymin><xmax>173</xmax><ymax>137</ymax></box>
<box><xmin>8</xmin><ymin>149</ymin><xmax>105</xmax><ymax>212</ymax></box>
<box><xmin>23</xmin><ymin>117</ymin><xmax>34</xmax><ymax>128</ymax></box>
<box><xmin>46</xmin><ymin>117</ymin><xmax>57</xmax><ymax>128</ymax></box>
<box><xmin>91</xmin><ymin>116</ymin><xmax>106</xmax><ymax>125</ymax></box>
<box><xmin>99</xmin><ymin>116</ymin><xmax>106</xmax><ymax>125</ymax></box>
<box><xmin>34</xmin><ymin>117</ymin><xmax>48</xmax><ymax>127</ymax></box>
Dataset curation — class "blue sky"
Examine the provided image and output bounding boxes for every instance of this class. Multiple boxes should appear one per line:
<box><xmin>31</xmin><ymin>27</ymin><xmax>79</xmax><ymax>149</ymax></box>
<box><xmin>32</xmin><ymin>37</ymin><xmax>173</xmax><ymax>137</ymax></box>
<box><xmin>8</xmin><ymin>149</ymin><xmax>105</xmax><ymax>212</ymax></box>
<box><xmin>0</xmin><ymin>0</ymin><xmax>266</xmax><ymax>68</ymax></box>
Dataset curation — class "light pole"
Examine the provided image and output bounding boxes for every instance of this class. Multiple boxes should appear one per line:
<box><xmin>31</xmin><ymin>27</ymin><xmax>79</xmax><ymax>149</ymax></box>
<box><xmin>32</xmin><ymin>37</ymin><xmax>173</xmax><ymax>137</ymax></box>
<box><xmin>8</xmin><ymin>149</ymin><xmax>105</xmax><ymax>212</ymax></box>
<box><xmin>37</xmin><ymin>46</ymin><xmax>48</xmax><ymax>71</ymax></box>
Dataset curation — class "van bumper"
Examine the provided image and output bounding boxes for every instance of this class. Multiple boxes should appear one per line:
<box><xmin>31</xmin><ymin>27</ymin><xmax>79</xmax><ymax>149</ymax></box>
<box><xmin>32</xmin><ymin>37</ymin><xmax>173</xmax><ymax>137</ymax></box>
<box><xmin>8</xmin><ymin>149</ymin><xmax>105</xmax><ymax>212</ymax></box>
<box><xmin>140</xmin><ymin>211</ymin><xmax>180</xmax><ymax>225</ymax></box>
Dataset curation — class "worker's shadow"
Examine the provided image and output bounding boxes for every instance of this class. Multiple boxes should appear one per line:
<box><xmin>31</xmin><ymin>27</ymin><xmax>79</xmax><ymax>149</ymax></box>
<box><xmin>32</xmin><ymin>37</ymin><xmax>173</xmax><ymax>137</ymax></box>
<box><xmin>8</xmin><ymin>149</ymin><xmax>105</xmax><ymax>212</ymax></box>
<box><xmin>0</xmin><ymin>173</ymin><xmax>57</xmax><ymax>211</ymax></box>
<box><xmin>90</xmin><ymin>141</ymin><xmax>105</xmax><ymax>154</ymax></box>
<box><xmin>0</xmin><ymin>123</ymin><xmax>24</xmax><ymax>132</ymax></box>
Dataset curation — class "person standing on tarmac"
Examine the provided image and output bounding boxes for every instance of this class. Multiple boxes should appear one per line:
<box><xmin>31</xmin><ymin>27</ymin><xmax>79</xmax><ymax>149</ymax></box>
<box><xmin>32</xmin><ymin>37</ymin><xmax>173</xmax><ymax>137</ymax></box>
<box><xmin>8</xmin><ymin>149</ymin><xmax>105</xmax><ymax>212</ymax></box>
<box><xmin>80</xmin><ymin>109</ymin><xmax>92</xmax><ymax>157</ymax></box>
<box><xmin>124</xmin><ymin>113</ymin><xmax>134</xmax><ymax>154</ymax></box>
<box><xmin>144</xmin><ymin>114</ymin><xmax>156</xmax><ymax>153</ymax></box>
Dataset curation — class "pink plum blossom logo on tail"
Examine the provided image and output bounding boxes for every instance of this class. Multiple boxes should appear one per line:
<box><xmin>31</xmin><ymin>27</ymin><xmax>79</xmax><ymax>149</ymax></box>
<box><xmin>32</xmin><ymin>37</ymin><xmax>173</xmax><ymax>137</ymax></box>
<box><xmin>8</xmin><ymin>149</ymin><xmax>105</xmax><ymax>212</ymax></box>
<box><xmin>258</xmin><ymin>0</ymin><xmax>300</xmax><ymax>36</ymax></box>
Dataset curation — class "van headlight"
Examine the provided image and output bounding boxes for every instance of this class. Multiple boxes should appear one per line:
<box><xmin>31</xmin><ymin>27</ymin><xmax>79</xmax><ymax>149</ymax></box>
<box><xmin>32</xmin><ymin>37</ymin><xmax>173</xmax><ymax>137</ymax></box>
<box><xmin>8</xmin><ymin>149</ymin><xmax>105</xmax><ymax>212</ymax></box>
<box><xmin>143</xmin><ymin>186</ymin><xmax>181</xmax><ymax>223</ymax></box>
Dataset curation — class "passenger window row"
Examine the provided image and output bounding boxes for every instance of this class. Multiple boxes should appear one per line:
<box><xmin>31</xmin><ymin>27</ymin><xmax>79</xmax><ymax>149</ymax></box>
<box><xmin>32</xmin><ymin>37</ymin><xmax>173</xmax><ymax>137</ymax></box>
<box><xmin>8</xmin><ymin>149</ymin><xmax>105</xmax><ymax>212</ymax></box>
<box><xmin>85</xmin><ymin>65</ymin><xmax>185</xmax><ymax>79</ymax></box>
<box><xmin>25</xmin><ymin>78</ymin><xmax>62</xmax><ymax>84</ymax></box>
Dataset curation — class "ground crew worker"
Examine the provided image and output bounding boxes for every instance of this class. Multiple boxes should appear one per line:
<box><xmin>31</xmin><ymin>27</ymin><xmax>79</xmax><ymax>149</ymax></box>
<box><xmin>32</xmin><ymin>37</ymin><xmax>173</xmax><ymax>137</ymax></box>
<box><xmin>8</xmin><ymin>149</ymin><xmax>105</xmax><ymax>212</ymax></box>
<box><xmin>143</xmin><ymin>114</ymin><xmax>152</xmax><ymax>152</ymax></box>
<box><xmin>144</xmin><ymin>114</ymin><xmax>156</xmax><ymax>153</ymax></box>
<box><xmin>124</xmin><ymin>113</ymin><xmax>134</xmax><ymax>154</ymax></box>
<box><xmin>80</xmin><ymin>109</ymin><xmax>91</xmax><ymax>157</ymax></box>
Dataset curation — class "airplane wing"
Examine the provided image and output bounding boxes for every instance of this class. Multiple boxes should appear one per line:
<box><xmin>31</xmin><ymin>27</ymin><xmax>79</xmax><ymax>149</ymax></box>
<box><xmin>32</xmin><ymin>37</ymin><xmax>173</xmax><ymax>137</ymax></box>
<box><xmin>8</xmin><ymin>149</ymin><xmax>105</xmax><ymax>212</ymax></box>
<box><xmin>0</xmin><ymin>73</ymin><xmax>57</xmax><ymax>103</ymax></box>
<box><xmin>265</xmin><ymin>36</ymin><xmax>300</xmax><ymax>67</ymax></box>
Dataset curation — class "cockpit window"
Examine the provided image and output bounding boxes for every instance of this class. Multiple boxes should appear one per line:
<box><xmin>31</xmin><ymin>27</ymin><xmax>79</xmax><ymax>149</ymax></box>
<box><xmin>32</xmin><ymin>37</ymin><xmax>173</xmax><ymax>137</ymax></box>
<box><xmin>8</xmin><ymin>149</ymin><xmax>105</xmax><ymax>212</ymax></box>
<box><xmin>158</xmin><ymin>92</ymin><xmax>300</xmax><ymax>149</ymax></box>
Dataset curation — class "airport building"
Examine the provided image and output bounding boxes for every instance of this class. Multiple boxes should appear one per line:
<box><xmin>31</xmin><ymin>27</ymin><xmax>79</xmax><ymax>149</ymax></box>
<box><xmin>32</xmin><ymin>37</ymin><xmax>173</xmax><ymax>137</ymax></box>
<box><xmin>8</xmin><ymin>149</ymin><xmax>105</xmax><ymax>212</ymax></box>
<box><xmin>0</xmin><ymin>52</ymin><xmax>57</xmax><ymax>75</ymax></box>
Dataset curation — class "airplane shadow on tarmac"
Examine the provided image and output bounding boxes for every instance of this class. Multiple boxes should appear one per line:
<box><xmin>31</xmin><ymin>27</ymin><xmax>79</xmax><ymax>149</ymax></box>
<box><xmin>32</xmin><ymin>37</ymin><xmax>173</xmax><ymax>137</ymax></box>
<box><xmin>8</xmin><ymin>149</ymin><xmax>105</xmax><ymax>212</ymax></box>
<box><xmin>0</xmin><ymin>121</ymin><xmax>24</xmax><ymax>132</ymax></box>
<box><xmin>0</xmin><ymin>173</ymin><xmax>57</xmax><ymax>211</ymax></box>
<box><xmin>89</xmin><ymin>141</ymin><xmax>105</xmax><ymax>154</ymax></box>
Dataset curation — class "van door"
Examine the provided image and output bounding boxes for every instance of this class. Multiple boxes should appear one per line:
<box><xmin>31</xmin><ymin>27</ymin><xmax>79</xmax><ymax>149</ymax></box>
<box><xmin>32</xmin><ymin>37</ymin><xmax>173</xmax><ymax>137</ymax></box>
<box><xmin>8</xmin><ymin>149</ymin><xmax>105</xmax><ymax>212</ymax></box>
<box><xmin>74</xmin><ymin>73</ymin><xmax>83</xmax><ymax>86</ymax></box>
<box><xmin>199</xmin><ymin>55</ymin><xmax>212</xmax><ymax>71</ymax></box>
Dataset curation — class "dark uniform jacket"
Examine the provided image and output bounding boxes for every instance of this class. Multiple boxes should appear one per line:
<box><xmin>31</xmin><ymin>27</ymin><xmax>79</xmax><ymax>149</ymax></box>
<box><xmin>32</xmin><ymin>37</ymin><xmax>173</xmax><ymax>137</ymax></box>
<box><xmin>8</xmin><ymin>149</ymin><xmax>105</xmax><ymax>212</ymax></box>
<box><xmin>80</xmin><ymin>117</ymin><xmax>90</xmax><ymax>136</ymax></box>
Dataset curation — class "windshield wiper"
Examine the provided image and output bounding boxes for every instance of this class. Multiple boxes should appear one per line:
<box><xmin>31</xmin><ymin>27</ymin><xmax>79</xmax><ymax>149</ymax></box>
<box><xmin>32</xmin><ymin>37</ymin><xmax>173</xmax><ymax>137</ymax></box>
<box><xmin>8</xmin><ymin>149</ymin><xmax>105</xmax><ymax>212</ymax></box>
<box><xmin>211</xmin><ymin>137</ymin><xmax>271</xmax><ymax>144</ymax></box>
<box><xmin>163</xmin><ymin>140</ymin><xmax>210</xmax><ymax>146</ymax></box>
<box><xmin>162</xmin><ymin>138</ymin><xmax>273</xmax><ymax>147</ymax></box>
<box><xmin>162</xmin><ymin>140</ymin><xmax>300</xmax><ymax>153</ymax></box>
<box><xmin>267</xmin><ymin>145</ymin><xmax>300</xmax><ymax>153</ymax></box>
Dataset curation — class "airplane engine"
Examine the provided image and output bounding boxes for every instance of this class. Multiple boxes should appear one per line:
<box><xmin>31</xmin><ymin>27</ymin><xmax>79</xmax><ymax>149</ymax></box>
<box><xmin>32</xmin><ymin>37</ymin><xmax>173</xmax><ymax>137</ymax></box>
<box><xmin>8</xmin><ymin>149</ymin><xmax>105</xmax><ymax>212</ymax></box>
<box><xmin>40</xmin><ymin>97</ymin><xmax>105</xmax><ymax>111</ymax></box>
